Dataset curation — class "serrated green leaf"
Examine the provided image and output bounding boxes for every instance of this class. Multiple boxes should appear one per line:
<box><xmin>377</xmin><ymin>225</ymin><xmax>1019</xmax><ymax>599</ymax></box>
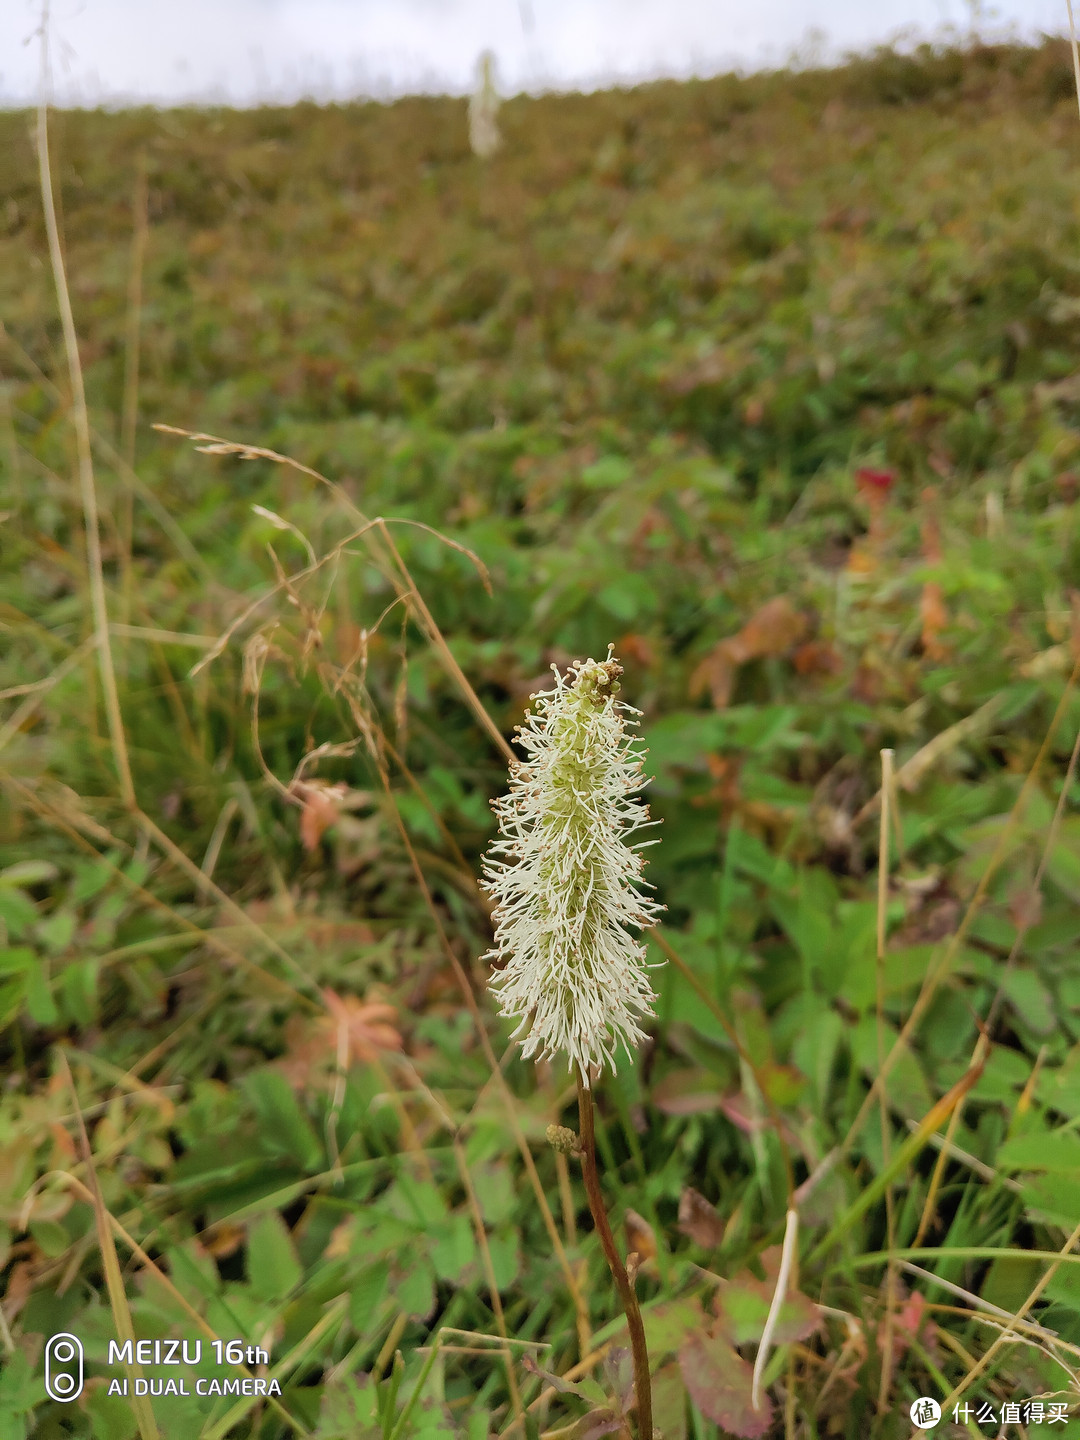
<box><xmin>247</xmin><ymin>1209</ymin><xmax>302</xmax><ymax>1302</ymax></box>
<box><xmin>36</xmin><ymin>909</ymin><xmax>75</xmax><ymax>954</ymax></box>
<box><xmin>241</xmin><ymin>1069</ymin><xmax>322</xmax><ymax>1171</ymax></box>
<box><xmin>998</xmin><ymin>1129</ymin><xmax>1080</xmax><ymax>1173</ymax></box>
<box><xmin>0</xmin><ymin>892</ymin><xmax>38</xmax><ymax>939</ymax></box>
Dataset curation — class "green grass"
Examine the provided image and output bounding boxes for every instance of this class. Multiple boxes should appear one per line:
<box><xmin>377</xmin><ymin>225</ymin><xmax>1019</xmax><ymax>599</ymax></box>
<box><xmin>4</xmin><ymin>35</ymin><xmax>1080</xmax><ymax>1438</ymax></box>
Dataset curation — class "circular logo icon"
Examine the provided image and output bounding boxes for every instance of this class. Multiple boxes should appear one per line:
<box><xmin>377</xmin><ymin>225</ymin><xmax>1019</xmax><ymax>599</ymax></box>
<box><xmin>909</xmin><ymin>1397</ymin><xmax>941</xmax><ymax>1429</ymax></box>
<box><xmin>44</xmin><ymin>1333</ymin><xmax>84</xmax><ymax>1402</ymax></box>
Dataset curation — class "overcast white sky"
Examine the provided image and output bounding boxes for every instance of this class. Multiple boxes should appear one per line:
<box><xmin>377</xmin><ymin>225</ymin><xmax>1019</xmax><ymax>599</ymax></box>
<box><xmin>0</xmin><ymin>0</ymin><xmax>1068</xmax><ymax>107</ymax></box>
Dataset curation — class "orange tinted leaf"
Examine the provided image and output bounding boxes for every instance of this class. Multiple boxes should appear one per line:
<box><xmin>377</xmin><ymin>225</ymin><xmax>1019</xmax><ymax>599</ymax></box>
<box><xmin>846</xmin><ymin>545</ymin><xmax>877</xmax><ymax>575</ymax></box>
<box><xmin>277</xmin><ymin>991</ymin><xmax>402</xmax><ymax>1090</ymax></box>
<box><xmin>624</xmin><ymin>1208</ymin><xmax>657</xmax><ymax>1263</ymax></box>
<box><xmin>689</xmin><ymin>645</ymin><xmax>737</xmax><ymax>709</ymax></box>
<box><xmin>691</xmin><ymin>599</ymin><xmax>808</xmax><ymax>709</ymax></box>
<box><xmin>202</xmin><ymin>1222</ymin><xmax>245</xmax><ymax>1259</ymax></box>
<box><xmin>322</xmin><ymin>989</ymin><xmax>403</xmax><ymax>1061</ymax></box>
<box><xmin>731</xmin><ymin>597</ymin><xmax>808</xmax><ymax>662</ymax></box>
<box><xmin>294</xmin><ymin>780</ymin><xmax>347</xmax><ymax>851</ymax></box>
<box><xmin>920</xmin><ymin>581</ymin><xmax>948</xmax><ymax>660</ymax></box>
<box><xmin>615</xmin><ymin>631</ymin><xmax>656</xmax><ymax>668</ymax></box>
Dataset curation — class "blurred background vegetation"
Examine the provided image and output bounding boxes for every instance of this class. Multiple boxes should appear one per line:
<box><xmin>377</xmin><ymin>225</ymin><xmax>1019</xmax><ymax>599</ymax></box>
<box><xmin>4</xmin><ymin>35</ymin><xmax>1080</xmax><ymax>1439</ymax></box>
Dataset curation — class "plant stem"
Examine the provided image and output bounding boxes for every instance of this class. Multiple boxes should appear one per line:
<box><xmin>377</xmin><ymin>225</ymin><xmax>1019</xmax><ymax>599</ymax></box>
<box><xmin>576</xmin><ymin>1069</ymin><xmax>652</xmax><ymax>1440</ymax></box>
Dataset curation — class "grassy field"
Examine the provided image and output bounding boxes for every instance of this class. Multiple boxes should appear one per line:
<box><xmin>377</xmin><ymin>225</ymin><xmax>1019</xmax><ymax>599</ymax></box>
<box><xmin>4</xmin><ymin>36</ymin><xmax>1080</xmax><ymax>1439</ymax></box>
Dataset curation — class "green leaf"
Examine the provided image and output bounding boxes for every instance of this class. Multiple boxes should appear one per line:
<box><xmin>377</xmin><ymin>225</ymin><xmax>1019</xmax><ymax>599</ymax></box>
<box><xmin>714</xmin><ymin>1266</ymin><xmax>819</xmax><ymax>1347</ymax></box>
<box><xmin>472</xmin><ymin>1164</ymin><xmax>516</xmax><ymax>1227</ymax></box>
<box><xmin>486</xmin><ymin>1230</ymin><xmax>520</xmax><ymax>1291</ymax></box>
<box><xmin>0</xmin><ymin>976</ymin><xmax>26</xmax><ymax>1030</ymax></box>
<box><xmin>581</xmin><ymin>456</ymin><xmax>632</xmax><ymax>489</ymax></box>
<box><xmin>0</xmin><ymin>1349</ymin><xmax>36</xmax><ymax>1440</ymax></box>
<box><xmin>315</xmin><ymin>1373</ymin><xmax>380</xmax><ymax>1439</ymax></box>
<box><xmin>383</xmin><ymin>1174</ymin><xmax>447</xmax><ymax>1229</ymax></box>
<box><xmin>29</xmin><ymin>1219</ymin><xmax>69</xmax><ymax>1257</ymax></box>
<box><xmin>84</xmin><ymin>1384</ymin><xmax>138</xmax><ymax>1440</ymax></box>
<box><xmin>997</xmin><ymin>1129</ymin><xmax>1080</xmax><ymax>1173</ymax></box>
<box><xmin>349</xmin><ymin>1259</ymin><xmax>390</xmax><ymax>1336</ymax></box>
<box><xmin>241</xmin><ymin>1069</ymin><xmax>322</xmax><ymax>1171</ymax></box>
<box><xmin>72</xmin><ymin>855</ymin><xmax>118</xmax><ymax>903</ymax></box>
<box><xmin>1001</xmin><ymin>969</ymin><xmax>1056</xmax><ymax>1036</ymax></box>
<box><xmin>0</xmin><ymin>892</ymin><xmax>37</xmax><ymax>939</ymax></box>
<box><xmin>247</xmin><ymin>1209</ymin><xmax>302</xmax><ymax>1302</ymax></box>
<box><xmin>59</xmin><ymin>956</ymin><xmax>98</xmax><ymax>1027</ymax></box>
<box><xmin>642</xmin><ymin>1298</ymin><xmax>704</xmax><ymax>1357</ymax></box>
<box><xmin>0</xmin><ymin>947</ymin><xmax>33</xmax><ymax>979</ymax></box>
<box><xmin>430</xmin><ymin>1212</ymin><xmax>476</xmax><ymax>1284</ymax></box>
<box><xmin>36</xmin><ymin>909</ymin><xmax>75</xmax><ymax>954</ymax></box>
<box><xmin>23</xmin><ymin>961</ymin><xmax>57</xmax><ymax>1026</ymax></box>
<box><xmin>395</xmin><ymin>1257</ymin><xmax>436</xmax><ymax>1320</ymax></box>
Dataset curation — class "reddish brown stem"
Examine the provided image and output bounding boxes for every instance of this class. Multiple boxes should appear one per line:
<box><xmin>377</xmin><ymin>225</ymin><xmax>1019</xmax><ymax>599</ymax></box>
<box><xmin>577</xmin><ymin>1069</ymin><xmax>653</xmax><ymax>1440</ymax></box>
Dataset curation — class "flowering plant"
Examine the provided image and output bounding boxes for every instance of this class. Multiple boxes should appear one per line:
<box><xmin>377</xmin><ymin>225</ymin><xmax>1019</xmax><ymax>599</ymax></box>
<box><xmin>483</xmin><ymin>651</ymin><xmax>662</xmax><ymax>1081</ymax></box>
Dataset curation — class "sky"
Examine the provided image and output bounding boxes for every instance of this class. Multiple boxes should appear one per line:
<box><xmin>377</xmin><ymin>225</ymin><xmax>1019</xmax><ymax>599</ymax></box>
<box><xmin>0</xmin><ymin>0</ymin><xmax>1069</xmax><ymax>108</ymax></box>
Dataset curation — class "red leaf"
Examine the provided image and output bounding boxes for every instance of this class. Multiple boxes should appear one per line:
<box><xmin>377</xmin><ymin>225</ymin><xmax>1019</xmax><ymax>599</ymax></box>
<box><xmin>678</xmin><ymin>1331</ymin><xmax>772</xmax><ymax>1438</ymax></box>
<box><xmin>855</xmin><ymin>466</ymin><xmax>895</xmax><ymax>494</ymax></box>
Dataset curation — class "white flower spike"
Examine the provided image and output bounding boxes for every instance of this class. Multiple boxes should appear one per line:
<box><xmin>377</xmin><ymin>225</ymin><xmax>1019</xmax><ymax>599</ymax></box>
<box><xmin>483</xmin><ymin>650</ymin><xmax>663</xmax><ymax>1083</ymax></box>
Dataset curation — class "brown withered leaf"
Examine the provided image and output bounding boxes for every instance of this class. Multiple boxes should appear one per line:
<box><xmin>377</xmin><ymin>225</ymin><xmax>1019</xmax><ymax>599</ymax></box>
<box><xmin>570</xmin><ymin>1411</ymin><xmax>624</xmax><ymax>1440</ymax></box>
<box><xmin>293</xmin><ymin>780</ymin><xmax>349</xmax><ymax>852</ymax></box>
<box><xmin>323</xmin><ymin>1218</ymin><xmax>355</xmax><ymax>1259</ymax></box>
<box><xmin>919</xmin><ymin>581</ymin><xmax>948</xmax><ymax>661</ymax></box>
<box><xmin>1</xmin><ymin>1260</ymin><xmax>35</xmax><ymax>1323</ymax></box>
<box><xmin>615</xmin><ymin>631</ymin><xmax>656</xmax><ymax>668</ymax></box>
<box><xmin>202</xmin><ymin>1223</ymin><xmax>245</xmax><ymax>1259</ymax></box>
<box><xmin>731</xmin><ymin>596</ymin><xmax>807</xmax><ymax>660</ymax></box>
<box><xmin>624</xmin><ymin>1209</ymin><xmax>657</xmax><ymax>1264</ymax></box>
<box><xmin>690</xmin><ymin>597</ymin><xmax>808</xmax><ymax>708</ymax></box>
<box><xmin>677</xmin><ymin>1187</ymin><xmax>726</xmax><ymax>1249</ymax></box>
<box><xmin>792</xmin><ymin>639</ymin><xmax>843</xmax><ymax>677</ymax></box>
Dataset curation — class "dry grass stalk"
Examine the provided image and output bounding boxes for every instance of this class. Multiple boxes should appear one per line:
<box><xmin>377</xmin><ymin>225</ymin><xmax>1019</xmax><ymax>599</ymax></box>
<box><xmin>875</xmin><ymin>749</ymin><xmax>898</xmax><ymax>1411</ymax></box>
<box><xmin>119</xmin><ymin>151</ymin><xmax>149</xmax><ymax>630</ymax></box>
<box><xmin>35</xmin><ymin>47</ymin><xmax>134</xmax><ymax>809</ymax></box>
